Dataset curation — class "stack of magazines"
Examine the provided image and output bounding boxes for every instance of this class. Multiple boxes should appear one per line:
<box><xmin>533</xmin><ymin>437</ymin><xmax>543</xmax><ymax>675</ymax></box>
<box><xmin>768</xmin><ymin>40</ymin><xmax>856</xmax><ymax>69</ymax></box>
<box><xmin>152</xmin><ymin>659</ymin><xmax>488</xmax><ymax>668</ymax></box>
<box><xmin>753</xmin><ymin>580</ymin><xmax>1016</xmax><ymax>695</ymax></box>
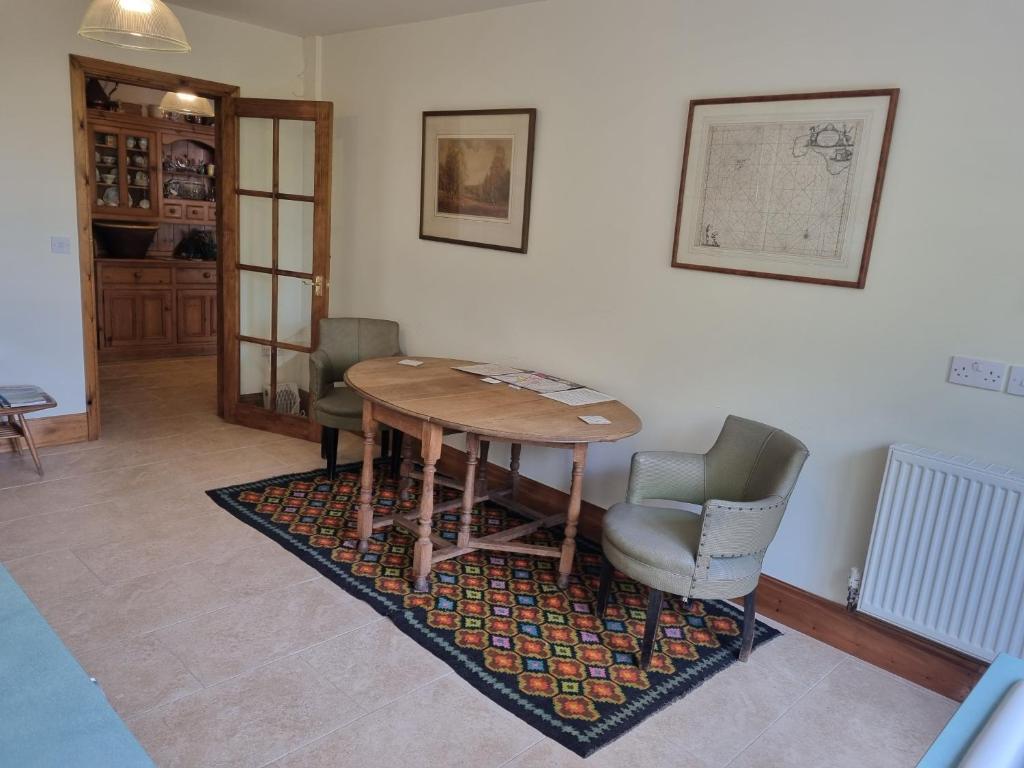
<box><xmin>0</xmin><ymin>386</ymin><xmax>52</xmax><ymax>409</ymax></box>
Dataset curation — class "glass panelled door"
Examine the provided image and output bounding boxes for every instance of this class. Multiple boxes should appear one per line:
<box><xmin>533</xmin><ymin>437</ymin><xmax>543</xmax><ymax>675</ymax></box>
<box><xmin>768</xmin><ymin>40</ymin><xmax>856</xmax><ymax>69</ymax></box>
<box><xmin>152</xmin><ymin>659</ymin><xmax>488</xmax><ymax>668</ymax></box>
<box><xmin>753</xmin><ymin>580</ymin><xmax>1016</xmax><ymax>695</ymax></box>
<box><xmin>222</xmin><ymin>99</ymin><xmax>332</xmax><ymax>439</ymax></box>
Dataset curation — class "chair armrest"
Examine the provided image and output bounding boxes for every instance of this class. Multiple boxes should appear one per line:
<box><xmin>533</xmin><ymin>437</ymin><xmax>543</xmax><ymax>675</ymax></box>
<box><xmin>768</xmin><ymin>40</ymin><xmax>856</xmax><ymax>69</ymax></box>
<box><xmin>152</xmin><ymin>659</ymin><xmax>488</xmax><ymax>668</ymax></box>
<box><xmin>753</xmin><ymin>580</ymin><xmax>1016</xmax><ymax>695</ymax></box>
<box><xmin>697</xmin><ymin>495</ymin><xmax>787</xmax><ymax>560</ymax></box>
<box><xmin>309</xmin><ymin>349</ymin><xmax>335</xmax><ymax>402</ymax></box>
<box><xmin>626</xmin><ymin>451</ymin><xmax>706</xmax><ymax>505</ymax></box>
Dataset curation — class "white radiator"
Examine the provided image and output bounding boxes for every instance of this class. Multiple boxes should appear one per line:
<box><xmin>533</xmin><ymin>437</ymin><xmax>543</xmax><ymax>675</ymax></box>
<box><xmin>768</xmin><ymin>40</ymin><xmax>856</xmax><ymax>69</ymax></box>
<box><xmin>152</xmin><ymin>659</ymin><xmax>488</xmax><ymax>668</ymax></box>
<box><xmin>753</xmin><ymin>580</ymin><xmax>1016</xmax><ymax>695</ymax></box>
<box><xmin>859</xmin><ymin>443</ymin><xmax>1024</xmax><ymax>662</ymax></box>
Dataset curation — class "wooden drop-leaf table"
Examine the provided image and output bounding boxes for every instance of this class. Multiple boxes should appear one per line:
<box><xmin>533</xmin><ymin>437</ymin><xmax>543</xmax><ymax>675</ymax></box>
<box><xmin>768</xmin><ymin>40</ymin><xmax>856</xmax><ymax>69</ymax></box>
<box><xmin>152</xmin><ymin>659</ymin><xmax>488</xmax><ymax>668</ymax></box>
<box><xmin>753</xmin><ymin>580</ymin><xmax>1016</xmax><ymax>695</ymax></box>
<box><xmin>344</xmin><ymin>357</ymin><xmax>641</xmax><ymax>592</ymax></box>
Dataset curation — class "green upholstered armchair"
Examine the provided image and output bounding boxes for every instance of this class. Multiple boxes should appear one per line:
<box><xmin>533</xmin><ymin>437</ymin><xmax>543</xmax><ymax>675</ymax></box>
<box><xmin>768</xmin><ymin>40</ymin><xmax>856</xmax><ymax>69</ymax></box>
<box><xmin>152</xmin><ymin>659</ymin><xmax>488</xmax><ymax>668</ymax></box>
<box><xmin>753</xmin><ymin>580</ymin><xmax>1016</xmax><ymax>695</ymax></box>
<box><xmin>310</xmin><ymin>317</ymin><xmax>403</xmax><ymax>479</ymax></box>
<box><xmin>597</xmin><ymin>415</ymin><xmax>808</xmax><ymax>668</ymax></box>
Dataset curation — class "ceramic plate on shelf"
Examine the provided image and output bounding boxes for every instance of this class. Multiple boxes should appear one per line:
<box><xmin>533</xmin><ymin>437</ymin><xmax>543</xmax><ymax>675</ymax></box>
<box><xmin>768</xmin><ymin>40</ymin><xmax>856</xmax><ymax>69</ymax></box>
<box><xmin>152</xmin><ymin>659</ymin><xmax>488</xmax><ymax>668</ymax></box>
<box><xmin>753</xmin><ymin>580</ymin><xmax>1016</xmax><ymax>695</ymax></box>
<box><xmin>102</xmin><ymin>187</ymin><xmax>120</xmax><ymax>206</ymax></box>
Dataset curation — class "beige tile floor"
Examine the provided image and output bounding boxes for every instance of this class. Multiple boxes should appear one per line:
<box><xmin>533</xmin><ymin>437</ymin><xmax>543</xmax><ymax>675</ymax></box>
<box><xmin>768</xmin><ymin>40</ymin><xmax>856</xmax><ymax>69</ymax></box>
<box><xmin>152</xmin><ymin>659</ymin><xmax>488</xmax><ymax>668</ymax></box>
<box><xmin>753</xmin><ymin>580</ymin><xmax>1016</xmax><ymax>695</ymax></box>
<box><xmin>0</xmin><ymin>357</ymin><xmax>956</xmax><ymax>767</ymax></box>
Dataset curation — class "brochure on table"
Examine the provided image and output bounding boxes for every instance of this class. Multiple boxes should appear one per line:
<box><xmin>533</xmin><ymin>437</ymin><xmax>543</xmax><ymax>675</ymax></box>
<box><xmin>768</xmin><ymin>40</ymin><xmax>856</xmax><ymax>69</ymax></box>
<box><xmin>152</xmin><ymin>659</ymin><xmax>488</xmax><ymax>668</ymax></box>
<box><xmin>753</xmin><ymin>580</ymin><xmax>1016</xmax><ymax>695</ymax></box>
<box><xmin>452</xmin><ymin>364</ymin><xmax>614</xmax><ymax>406</ymax></box>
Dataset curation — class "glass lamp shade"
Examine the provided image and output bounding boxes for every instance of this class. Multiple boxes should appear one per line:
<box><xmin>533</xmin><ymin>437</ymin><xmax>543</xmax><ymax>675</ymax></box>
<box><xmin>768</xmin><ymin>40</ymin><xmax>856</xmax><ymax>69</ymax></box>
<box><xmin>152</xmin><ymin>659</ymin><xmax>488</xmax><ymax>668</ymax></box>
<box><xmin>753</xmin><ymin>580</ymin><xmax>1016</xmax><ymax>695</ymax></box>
<box><xmin>160</xmin><ymin>91</ymin><xmax>215</xmax><ymax>118</ymax></box>
<box><xmin>78</xmin><ymin>0</ymin><xmax>191</xmax><ymax>53</ymax></box>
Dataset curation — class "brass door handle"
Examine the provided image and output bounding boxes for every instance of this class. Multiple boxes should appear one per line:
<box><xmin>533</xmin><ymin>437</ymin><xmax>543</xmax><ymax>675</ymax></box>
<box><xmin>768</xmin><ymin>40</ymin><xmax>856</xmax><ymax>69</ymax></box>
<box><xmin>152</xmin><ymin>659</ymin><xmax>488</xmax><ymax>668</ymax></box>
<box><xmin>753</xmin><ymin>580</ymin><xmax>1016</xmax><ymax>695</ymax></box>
<box><xmin>301</xmin><ymin>275</ymin><xmax>324</xmax><ymax>297</ymax></box>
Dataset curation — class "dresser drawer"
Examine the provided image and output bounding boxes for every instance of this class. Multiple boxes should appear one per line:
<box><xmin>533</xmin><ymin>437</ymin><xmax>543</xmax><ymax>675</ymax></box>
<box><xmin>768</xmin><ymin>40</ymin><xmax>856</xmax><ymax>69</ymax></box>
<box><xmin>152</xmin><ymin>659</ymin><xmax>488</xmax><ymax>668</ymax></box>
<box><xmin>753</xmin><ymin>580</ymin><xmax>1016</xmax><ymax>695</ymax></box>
<box><xmin>101</xmin><ymin>265</ymin><xmax>172</xmax><ymax>285</ymax></box>
<box><xmin>186</xmin><ymin>204</ymin><xmax>207</xmax><ymax>221</ymax></box>
<box><xmin>177</xmin><ymin>266</ymin><xmax>217</xmax><ymax>285</ymax></box>
<box><xmin>163</xmin><ymin>202</ymin><xmax>183</xmax><ymax>219</ymax></box>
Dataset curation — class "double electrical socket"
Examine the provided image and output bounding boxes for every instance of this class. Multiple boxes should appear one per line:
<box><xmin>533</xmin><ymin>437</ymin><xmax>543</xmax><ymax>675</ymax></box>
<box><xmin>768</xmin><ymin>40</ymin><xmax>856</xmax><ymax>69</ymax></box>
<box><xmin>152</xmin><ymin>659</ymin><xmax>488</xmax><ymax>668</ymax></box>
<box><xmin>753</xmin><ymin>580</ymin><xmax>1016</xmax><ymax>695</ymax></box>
<box><xmin>948</xmin><ymin>356</ymin><xmax>1024</xmax><ymax>396</ymax></box>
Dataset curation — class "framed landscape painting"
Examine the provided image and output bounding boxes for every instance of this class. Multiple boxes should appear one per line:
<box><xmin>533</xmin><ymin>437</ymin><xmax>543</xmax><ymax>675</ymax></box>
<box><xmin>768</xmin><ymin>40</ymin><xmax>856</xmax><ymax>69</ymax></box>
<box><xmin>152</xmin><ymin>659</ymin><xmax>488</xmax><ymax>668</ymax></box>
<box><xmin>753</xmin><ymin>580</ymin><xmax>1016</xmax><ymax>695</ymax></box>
<box><xmin>672</xmin><ymin>89</ymin><xmax>899</xmax><ymax>288</ymax></box>
<box><xmin>421</xmin><ymin>109</ymin><xmax>536</xmax><ymax>253</ymax></box>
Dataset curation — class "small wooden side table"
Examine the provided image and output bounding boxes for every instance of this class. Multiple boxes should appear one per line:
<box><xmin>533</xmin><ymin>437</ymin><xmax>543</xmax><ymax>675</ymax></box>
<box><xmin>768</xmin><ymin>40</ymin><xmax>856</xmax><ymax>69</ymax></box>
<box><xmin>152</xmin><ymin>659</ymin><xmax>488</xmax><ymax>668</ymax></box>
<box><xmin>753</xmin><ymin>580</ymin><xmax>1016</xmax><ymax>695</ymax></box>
<box><xmin>0</xmin><ymin>391</ymin><xmax>58</xmax><ymax>476</ymax></box>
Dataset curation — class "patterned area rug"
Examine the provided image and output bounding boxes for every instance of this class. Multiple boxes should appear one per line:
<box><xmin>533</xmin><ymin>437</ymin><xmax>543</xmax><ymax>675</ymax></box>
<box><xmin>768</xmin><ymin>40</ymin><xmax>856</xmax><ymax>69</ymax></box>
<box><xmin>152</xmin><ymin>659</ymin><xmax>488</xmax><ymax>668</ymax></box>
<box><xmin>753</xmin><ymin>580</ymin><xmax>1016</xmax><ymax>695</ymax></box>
<box><xmin>207</xmin><ymin>462</ymin><xmax>779</xmax><ymax>756</ymax></box>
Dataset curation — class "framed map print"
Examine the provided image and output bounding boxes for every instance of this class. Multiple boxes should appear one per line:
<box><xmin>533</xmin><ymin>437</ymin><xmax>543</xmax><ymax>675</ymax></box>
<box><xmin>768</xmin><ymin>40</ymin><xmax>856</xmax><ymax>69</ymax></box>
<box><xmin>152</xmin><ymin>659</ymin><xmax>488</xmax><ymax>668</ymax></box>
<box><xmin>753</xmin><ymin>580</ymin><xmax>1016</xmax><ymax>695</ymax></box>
<box><xmin>421</xmin><ymin>109</ymin><xmax>536</xmax><ymax>253</ymax></box>
<box><xmin>672</xmin><ymin>90</ymin><xmax>899</xmax><ymax>288</ymax></box>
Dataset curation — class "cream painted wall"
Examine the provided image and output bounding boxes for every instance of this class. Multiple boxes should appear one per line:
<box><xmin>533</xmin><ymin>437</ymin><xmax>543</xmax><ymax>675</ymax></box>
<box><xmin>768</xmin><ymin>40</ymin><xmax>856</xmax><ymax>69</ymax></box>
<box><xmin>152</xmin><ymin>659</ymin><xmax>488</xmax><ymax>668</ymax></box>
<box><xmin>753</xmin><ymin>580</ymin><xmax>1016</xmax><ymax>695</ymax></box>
<box><xmin>0</xmin><ymin>1</ymin><xmax>304</xmax><ymax>416</ymax></box>
<box><xmin>321</xmin><ymin>0</ymin><xmax>1024</xmax><ymax>601</ymax></box>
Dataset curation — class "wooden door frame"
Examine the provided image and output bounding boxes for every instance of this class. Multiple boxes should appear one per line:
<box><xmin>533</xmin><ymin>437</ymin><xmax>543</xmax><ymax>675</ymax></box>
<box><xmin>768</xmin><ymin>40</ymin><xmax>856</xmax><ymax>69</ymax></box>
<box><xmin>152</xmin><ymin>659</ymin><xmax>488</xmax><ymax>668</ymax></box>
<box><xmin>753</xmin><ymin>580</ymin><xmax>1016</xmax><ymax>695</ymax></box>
<box><xmin>69</xmin><ymin>55</ymin><xmax>239</xmax><ymax>440</ymax></box>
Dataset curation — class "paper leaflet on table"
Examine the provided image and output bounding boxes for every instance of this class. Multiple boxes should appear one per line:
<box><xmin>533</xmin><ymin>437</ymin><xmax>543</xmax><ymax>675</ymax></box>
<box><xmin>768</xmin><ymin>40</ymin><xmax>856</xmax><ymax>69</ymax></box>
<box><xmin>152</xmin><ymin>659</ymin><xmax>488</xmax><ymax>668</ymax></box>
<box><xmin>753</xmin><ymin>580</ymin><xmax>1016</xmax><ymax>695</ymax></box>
<box><xmin>452</xmin><ymin>363</ymin><xmax>525</xmax><ymax>377</ymax></box>
<box><xmin>493</xmin><ymin>371</ymin><xmax>580</xmax><ymax>394</ymax></box>
<box><xmin>542</xmin><ymin>388</ymin><xmax>615</xmax><ymax>406</ymax></box>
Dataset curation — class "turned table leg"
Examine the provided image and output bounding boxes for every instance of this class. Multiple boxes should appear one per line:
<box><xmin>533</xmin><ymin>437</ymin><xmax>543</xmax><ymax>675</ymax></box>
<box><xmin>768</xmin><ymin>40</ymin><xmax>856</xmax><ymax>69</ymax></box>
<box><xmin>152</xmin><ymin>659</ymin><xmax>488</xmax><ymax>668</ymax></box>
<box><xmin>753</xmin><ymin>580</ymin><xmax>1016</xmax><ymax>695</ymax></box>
<box><xmin>458</xmin><ymin>434</ymin><xmax>480</xmax><ymax>548</ymax></box>
<box><xmin>398</xmin><ymin>434</ymin><xmax>415</xmax><ymax>501</ymax></box>
<box><xmin>557</xmin><ymin>443</ymin><xmax>588</xmax><ymax>589</ymax></box>
<box><xmin>412</xmin><ymin>424</ymin><xmax>443</xmax><ymax>592</ymax></box>
<box><xmin>356</xmin><ymin>402</ymin><xmax>378</xmax><ymax>554</ymax></box>
<box><xmin>510</xmin><ymin>442</ymin><xmax>522</xmax><ymax>500</ymax></box>
<box><xmin>476</xmin><ymin>440</ymin><xmax>490</xmax><ymax>498</ymax></box>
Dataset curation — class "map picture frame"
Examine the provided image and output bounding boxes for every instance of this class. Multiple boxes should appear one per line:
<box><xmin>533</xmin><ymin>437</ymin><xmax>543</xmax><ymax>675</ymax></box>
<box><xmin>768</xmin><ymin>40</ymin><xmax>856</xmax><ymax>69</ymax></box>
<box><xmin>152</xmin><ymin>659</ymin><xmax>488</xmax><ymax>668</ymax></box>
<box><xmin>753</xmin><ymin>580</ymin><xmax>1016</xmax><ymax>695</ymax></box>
<box><xmin>420</xmin><ymin>109</ymin><xmax>536</xmax><ymax>253</ymax></box>
<box><xmin>671</xmin><ymin>89</ymin><xmax>899</xmax><ymax>288</ymax></box>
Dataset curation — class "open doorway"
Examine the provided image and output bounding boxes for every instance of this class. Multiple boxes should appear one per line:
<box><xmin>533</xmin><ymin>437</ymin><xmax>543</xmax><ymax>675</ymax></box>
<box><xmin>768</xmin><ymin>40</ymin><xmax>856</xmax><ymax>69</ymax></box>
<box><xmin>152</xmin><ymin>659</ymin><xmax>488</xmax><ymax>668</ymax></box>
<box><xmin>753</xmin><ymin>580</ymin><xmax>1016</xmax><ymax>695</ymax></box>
<box><xmin>70</xmin><ymin>56</ymin><xmax>238</xmax><ymax>442</ymax></box>
<box><xmin>70</xmin><ymin>56</ymin><xmax>334</xmax><ymax>446</ymax></box>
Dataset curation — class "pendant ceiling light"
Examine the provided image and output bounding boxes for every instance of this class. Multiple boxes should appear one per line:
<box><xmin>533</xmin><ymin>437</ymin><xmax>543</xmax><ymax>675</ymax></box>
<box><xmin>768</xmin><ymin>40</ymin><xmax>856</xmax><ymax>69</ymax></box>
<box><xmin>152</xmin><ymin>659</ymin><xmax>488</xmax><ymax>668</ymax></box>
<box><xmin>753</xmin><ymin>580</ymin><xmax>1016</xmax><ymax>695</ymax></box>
<box><xmin>78</xmin><ymin>0</ymin><xmax>191</xmax><ymax>53</ymax></box>
<box><xmin>159</xmin><ymin>91</ymin><xmax>215</xmax><ymax>118</ymax></box>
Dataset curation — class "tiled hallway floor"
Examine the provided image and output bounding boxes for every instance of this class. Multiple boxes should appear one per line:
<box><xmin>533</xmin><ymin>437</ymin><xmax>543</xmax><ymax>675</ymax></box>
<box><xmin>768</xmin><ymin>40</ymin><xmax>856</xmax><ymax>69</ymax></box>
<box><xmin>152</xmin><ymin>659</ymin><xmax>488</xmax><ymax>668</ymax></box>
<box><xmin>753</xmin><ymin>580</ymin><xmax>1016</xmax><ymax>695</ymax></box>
<box><xmin>0</xmin><ymin>357</ymin><xmax>955</xmax><ymax>767</ymax></box>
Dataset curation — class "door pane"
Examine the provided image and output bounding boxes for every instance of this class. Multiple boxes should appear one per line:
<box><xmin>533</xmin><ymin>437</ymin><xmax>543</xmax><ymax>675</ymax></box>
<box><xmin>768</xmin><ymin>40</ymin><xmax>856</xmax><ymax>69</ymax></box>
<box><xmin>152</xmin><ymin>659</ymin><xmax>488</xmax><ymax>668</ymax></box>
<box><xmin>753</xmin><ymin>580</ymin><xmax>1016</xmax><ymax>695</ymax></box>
<box><xmin>239</xmin><ymin>195</ymin><xmax>273</xmax><ymax>268</ymax></box>
<box><xmin>93</xmin><ymin>128</ymin><xmax>122</xmax><ymax>209</ymax></box>
<box><xmin>239</xmin><ymin>340</ymin><xmax>271</xmax><ymax>409</ymax></box>
<box><xmin>278</xmin><ymin>199</ymin><xmax>314</xmax><ymax>274</ymax></box>
<box><xmin>125</xmin><ymin>133</ymin><xmax>153</xmax><ymax>211</ymax></box>
<box><xmin>239</xmin><ymin>270</ymin><xmax>273</xmax><ymax>340</ymax></box>
<box><xmin>239</xmin><ymin>117</ymin><xmax>273</xmax><ymax>191</ymax></box>
<box><xmin>277</xmin><ymin>275</ymin><xmax>312</xmax><ymax>347</ymax></box>
<box><xmin>275</xmin><ymin>349</ymin><xmax>310</xmax><ymax>417</ymax></box>
<box><xmin>278</xmin><ymin>119</ymin><xmax>315</xmax><ymax>197</ymax></box>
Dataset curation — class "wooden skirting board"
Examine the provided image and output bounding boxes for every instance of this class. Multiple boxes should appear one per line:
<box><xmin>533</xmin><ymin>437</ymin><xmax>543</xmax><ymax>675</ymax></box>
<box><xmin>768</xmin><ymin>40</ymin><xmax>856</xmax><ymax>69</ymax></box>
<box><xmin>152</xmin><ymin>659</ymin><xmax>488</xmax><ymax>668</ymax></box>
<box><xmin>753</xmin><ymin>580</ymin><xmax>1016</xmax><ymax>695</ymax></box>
<box><xmin>0</xmin><ymin>413</ymin><xmax>89</xmax><ymax>455</ymax></box>
<box><xmin>437</xmin><ymin>443</ymin><xmax>987</xmax><ymax>701</ymax></box>
<box><xmin>753</xmin><ymin>574</ymin><xmax>985</xmax><ymax>701</ymax></box>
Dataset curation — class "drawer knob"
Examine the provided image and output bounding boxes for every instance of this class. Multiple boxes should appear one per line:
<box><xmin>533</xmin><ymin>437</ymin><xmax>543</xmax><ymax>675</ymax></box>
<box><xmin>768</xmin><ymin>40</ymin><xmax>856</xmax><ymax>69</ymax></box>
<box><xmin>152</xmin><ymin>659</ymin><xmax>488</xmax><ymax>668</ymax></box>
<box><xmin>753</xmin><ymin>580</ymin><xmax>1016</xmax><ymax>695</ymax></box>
<box><xmin>133</xmin><ymin>271</ymin><xmax>142</xmax><ymax>278</ymax></box>
<box><xmin>203</xmin><ymin>271</ymin><xmax>211</xmax><ymax>278</ymax></box>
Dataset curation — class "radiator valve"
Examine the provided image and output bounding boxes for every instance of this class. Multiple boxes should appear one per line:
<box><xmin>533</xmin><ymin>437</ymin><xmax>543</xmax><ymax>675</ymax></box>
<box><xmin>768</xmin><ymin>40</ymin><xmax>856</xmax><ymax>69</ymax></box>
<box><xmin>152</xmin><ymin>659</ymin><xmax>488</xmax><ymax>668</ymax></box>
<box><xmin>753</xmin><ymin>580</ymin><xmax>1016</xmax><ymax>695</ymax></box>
<box><xmin>846</xmin><ymin>566</ymin><xmax>861</xmax><ymax>612</ymax></box>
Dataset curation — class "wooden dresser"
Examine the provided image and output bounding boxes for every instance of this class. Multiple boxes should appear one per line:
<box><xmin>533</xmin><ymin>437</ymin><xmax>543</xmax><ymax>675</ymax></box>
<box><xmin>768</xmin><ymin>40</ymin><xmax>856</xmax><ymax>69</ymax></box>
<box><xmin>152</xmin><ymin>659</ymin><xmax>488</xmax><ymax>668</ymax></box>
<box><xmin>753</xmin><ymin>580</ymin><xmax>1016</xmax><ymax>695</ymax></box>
<box><xmin>88</xmin><ymin>109</ymin><xmax>216</xmax><ymax>259</ymax></box>
<box><xmin>96</xmin><ymin>258</ymin><xmax>217</xmax><ymax>361</ymax></box>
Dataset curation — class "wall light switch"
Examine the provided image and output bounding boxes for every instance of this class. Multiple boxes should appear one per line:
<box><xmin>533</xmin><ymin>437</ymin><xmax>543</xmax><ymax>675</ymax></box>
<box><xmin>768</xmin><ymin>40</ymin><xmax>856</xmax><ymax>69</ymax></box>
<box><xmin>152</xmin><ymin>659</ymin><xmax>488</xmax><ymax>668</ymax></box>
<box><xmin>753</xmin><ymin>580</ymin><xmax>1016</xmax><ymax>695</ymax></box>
<box><xmin>948</xmin><ymin>356</ymin><xmax>1007</xmax><ymax>392</ymax></box>
<box><xmin>1007</xmin><ymin>366</ymin><xmax>1024</xmax><ymax>397</ymax></box>
<box><xmin>50</xmin><ymin>236</ymin><xmax>71</xmax><ymax>255</ymax></box>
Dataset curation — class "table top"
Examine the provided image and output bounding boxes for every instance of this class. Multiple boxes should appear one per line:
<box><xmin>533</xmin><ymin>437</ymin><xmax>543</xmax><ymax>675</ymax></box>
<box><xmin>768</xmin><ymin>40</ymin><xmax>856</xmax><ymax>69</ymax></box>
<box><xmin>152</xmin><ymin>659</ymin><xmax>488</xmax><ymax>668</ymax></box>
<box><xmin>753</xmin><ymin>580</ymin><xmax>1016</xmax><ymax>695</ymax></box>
<box><xmin>344</xmin><ymin>357</ymin><xmax>642</xmax><ymax>445</ymax></box>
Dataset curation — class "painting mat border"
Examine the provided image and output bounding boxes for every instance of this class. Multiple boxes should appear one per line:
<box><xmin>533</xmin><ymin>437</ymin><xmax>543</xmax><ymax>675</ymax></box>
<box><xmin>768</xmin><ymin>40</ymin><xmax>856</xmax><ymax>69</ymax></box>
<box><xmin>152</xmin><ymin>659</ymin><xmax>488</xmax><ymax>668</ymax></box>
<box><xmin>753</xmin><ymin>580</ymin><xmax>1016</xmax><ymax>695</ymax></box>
<box><xmin>420</xmin><ymin>108</ymin><xmax>536</xmax><ymax>253</ymax></box>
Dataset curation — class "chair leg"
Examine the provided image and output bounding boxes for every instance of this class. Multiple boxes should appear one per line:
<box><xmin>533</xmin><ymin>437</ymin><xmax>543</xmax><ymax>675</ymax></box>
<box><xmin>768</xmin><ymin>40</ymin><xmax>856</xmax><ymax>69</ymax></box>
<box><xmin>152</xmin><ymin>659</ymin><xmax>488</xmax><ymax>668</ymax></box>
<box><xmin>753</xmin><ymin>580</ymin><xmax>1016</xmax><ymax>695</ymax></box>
<box><xmin>380</xmin><ymin>428</ymin><xmax>391</xmax><ymax>461</ymax></box>
<box><xmin>595</xmin><ymin>555</ymin><xmax>613</xmax><ymax>618</ymax></box>
<box><xmin>390</xmin><ymin>431</ymin><xmax>403</xmax><ymax>479</ymax></box>
<box><xmin>739</xmin><ymin>587</ymin><xmax>757</xmax><ymax>662</ymax></box>
<box><xmin>320</xmin><ymin>426</ymin><xmax>327</xmax><ymax>459</ymax></box>
<box><xmin>325</xmin><ymin>427</ymin><xmax>340</xmax><ymax>480</ymax></box>
<box><xmin>639</xmin><ymin>588</ymin><xmax>663</xmax><ymax>669</ymax></box>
